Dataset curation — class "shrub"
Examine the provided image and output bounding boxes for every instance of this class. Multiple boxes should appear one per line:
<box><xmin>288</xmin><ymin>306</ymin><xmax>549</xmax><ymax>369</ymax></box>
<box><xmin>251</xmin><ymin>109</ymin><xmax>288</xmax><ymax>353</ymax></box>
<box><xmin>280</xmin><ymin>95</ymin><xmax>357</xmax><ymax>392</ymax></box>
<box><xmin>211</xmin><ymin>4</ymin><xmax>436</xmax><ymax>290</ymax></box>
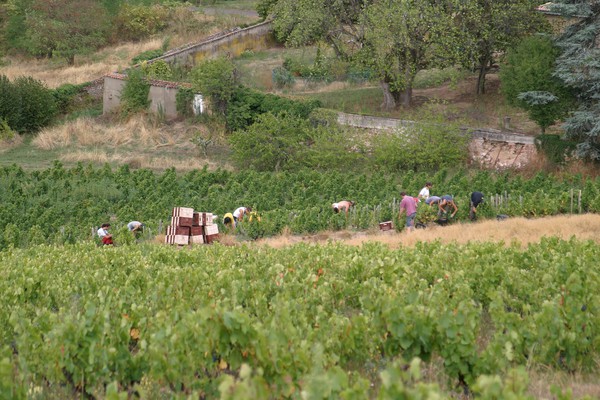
<box><xmin>115</xmin><ymin>4</ymin><xmax>169</xmax><ymax>41</ymax></box>
<box><xmin>282</xmin><ymin>57</ymin><xmax>310</xmax><ymax>76</ymax></box>
<box><xmin>272</xmin><ymin>66</ymin><xmax>295</xmax><ymax>89</ymax></box>
<box><xmin>370</xmin><ymin>112</ymin><xmax>469</xmax><ymax>172</ymax></box>
<box><xmin>0</xmin><ymin>118</ymin><xmax>16</xmax><ymax>141</ymax></box>
<box><xmin>142</xmin><ymin>60</ymin><xmax>172</xmax><ymax>80</ymax></box>
<box><xmin>0</xmin><ymin>75</ymin><xmax>20</xmax><ymax>131</ymax></box>
<box><xmin>12</xmin><ymin>76</ymin><xmax>58</xmax><ymax>133</ymax></box>
<box><xmin>535</xmin><ymin>134</ymin><xmax>577</xmax><ymax>165</ymax></box>
<box><xmin>191</xmin><ymin>56</ymin><xmax>238</xmax><ymax>116</ymax></box>
<box><xmin>297</xmin><ymin>126</ymin><xmax>368</xmax><ymax>171</ymax></box>
<box><xmin>131</xmin><ymin>49</ymin><xmax>164</xmax><ymax>65</ymax></box>
<box><xmin>176</xmin><ymin>87</ymin><xmax>195</xmax><ymax>118</ymax></box>
<box><xmin>120</xmin><ymin>69</ymin><xmax>150</xmax><ymax>115</ymax></box>
<box><xmin>229</xmin><ymin>112</ymin><xmax>311</xmax><ymax>171</ymax></box>
<box><xmin>226</xmin><ymin>86</ymin><xmax>321</xmax><ymax>132</ymax></box>
<box><xmin>2</xmin><ymin>223</ymin><xmax>21</xmax><ymax>248</ymax></box>
<box><xmin>52</xmin><ymin>83</ymin><xmax>85</xmax><ymax>114</ymax></box>
<box><xmin>308</xmin><ymin>108</ymin><xmax>339</xmax><ymax>127</ymax></box>
<box><xmin>282</xmin><ymin>50</ymin><xmax>333</xmax><ymax>82</ymax></box>
<box><xmin>500</xmin><ymin>34</ymin><xmax>575</xmax><ymax>134</ymax></box>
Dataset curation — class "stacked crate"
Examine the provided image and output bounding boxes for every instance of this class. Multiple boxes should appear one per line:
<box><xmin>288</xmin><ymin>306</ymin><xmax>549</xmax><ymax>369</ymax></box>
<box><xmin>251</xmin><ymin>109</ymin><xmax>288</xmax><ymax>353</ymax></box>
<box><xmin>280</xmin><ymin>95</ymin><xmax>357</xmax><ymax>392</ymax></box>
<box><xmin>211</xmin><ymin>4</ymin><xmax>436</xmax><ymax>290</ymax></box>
<box><xmin>165</xmin><ymin>207</ymin><xmax>219</xmax><ymax>245</ymax></box>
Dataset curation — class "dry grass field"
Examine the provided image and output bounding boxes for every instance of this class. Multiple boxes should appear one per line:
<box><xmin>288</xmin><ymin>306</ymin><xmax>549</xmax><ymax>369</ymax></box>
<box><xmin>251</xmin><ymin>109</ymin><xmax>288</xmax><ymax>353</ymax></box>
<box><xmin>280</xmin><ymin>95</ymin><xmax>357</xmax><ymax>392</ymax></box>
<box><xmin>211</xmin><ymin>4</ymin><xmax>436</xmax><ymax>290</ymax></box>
<box><xmin>255</xmin><ymin>214</ymin><xmax>600</xmax><ymax>249</ymax></box>
<box><xmin>1</xmin><ymin>39</ymin><xmax>162</xmax><ymax>88</ymax></box>
<box><xmin>30</xmin><ymin>115</ymin><xmax>232</xmax><ymax>171</ymax></box>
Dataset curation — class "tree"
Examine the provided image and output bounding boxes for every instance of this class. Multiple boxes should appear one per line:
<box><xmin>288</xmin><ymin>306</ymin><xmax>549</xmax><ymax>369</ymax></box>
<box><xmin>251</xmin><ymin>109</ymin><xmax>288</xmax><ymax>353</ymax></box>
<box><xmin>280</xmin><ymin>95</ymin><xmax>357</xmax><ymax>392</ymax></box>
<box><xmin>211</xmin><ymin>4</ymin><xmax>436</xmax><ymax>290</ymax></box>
<box><xmin>5</xmin><ymin>0</ymin><xmax>110</xmax><ymax>64</ymax></box>
<box><xmin>264</xmin><ymin>0</ymin><xmax>367</xmax><ymax>58</ymax></box>
<box><xmin>552</xmin><ymin>0</ymin><xmax>600</xmax><ymax>160</ymax></box>
<box><xmin>500</xmin><ymin>34</ymin><xmax>574</xmax><ymax>134</ymax></box>
<box><xmin>120</xmin><ymin>69</ymin><xmax>150</xmax><ymax>116</ymax></box>
<box><xmin>458</xmin><ymin>0</ymin><xmax>548</xmax><ymax>95</ymax></box>
<box><xmin>229</xmin><ymin>112</ymin><xmax>311</xmax><ymax>171</ymax></box>
<box><xmin>191</xmin><ymin>56</ymin><xmax>239</xmax><ymax>116</ymax></box>
<box><xmin>264</xmin><ymin>0</ymin><xmax>468</xmax><ymax>109</ymax></box>
<box><xmin>359</xmin><ymin>0</ymin><xmax>463</xmax><ymax>109</ymax></box>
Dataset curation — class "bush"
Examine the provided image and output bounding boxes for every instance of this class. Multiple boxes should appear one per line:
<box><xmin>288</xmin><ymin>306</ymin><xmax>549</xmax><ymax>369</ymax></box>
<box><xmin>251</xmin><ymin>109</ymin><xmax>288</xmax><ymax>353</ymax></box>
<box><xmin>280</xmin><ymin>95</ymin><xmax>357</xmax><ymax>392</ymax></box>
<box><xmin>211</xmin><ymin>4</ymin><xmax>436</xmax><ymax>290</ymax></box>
<box><xmin>12</xmin><ymin>76</ymin><xmax>58</xmax><ymax>133</ymax></box>
<box><xmin>499</xmin><ymin>34</ymin><xmax>575</xmax><ymax>134</ymax></box>
<box><xmin>371</xmin><ymin>114</ymin><xmax>470</xmax><ymax>172</ymax></box>
<box><xmin>52</xmin><ymin>83</ymin><xmax>85</xmax><ymax>114</ymax></box>
<box><xmin>272</xmin><ymin>66</ymin><xmax>295</xmax><ymax>89</ymax></box>
<box><xmin>0</xmin><ymin>118</ymin><xmax>16</xmax><ymax>141</ymax></box>
<box><xmin>0</xmin><ymin>75</ymin><xmax>20</xmax><ymax>131</ymax></box>
<box><xmin>131</xmin><ymin>49</ymin><xmax>164</xmax><ymax>65</ymax></box>
<box><xmin>141</xmin><ymin>60</ymin><xmax>172</xmax><ymax>80</ymax></box>
<box><xmin>282</xmin><ymin>49</ymin><xmax>333</xmax><ymax>83</ymax></box>
<box><xmin>176</xmin><ymin>87</ymin><xmax>195</xmax><ymax>118</ymax></box>
<box><xmin>229</xmin><ymin>112</ymin><xmax>311</xmax><ymax>171</ymax></box>
<box><xmin>535</xmin><ymin>134</ymin><xmax>577</xmax><ymax>165</ymax></box>
<box><xmin>308</xmin><ymin>108</ymin><xmax>339</xmax><ymax>127</ymax></box>
<box><xmin>115</xmin><ymin>4</ymin><xmax>169</xmax><ymax>41</ymax></box>
<box><xmin>226</xmin><ymin>86</ymin><xmax>321</xmax><ymax>132</ymax></box>
<box><xmin>297</xmin><ymin>126</ymin><xmax>368</xmax><ymax>171</ymax></box>
<box><xmin>120</xmin><ymin>69</ymin><xmax>150</xmax><ymax>115</ymax></box>
<box><xmin>191</xmin><ymin>56</ymin><xmax>238</xmax><ymax>116</ymax></box>
<box><xmin>282</xmin><ymin>57</ymin><xmax>311</xmax><ymax>77</ymax></box>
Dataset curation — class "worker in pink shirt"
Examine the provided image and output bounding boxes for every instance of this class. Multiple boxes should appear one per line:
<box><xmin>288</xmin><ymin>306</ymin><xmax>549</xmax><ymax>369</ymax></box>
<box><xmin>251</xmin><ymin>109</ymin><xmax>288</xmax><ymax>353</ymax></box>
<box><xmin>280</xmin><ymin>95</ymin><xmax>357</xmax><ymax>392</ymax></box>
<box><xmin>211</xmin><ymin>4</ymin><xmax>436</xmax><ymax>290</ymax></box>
<box><xmin>399</xmin><ymin>191</ymin><xmax>417</xmax><ymax>232</ymax></box>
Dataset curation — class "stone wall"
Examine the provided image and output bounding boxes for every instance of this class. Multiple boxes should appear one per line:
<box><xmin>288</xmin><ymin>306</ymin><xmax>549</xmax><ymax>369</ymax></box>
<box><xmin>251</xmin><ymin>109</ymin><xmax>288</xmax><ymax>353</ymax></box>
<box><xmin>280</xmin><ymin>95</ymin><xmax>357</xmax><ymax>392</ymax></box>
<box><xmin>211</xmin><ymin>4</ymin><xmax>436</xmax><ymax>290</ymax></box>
<box><xmin>337</xmin><ymin>112</ymin><xmax>536</xmax><ymax>169</ymax></box>
<box><xmin>83</xmin><ymin>77</ymin><xmax>105</xmax><ymax>99</ymax></box>
<box><xmin>151</xmin><ymin>21</ymin><xmax>274</xmax><ymax>67</ymax></box>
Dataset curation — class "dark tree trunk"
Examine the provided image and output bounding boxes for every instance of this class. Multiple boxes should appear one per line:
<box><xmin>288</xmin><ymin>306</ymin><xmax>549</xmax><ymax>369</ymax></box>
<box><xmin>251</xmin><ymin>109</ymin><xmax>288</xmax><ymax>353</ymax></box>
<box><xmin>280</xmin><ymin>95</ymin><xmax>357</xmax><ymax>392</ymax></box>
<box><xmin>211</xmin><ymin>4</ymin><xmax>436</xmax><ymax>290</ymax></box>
<box><xmin>476</xmin><ymin>56</ymin><xmax>492</xmax><ymax>95</ymax></box>
<box><xmin>398</xmin><ymin>86</ymin><xmax>412</xmax><ymax>108</ymax></box>
<box><xmin>380</xmin><ymin>81</ymin><xmax>397</xmax><ymax>110</ymax></box>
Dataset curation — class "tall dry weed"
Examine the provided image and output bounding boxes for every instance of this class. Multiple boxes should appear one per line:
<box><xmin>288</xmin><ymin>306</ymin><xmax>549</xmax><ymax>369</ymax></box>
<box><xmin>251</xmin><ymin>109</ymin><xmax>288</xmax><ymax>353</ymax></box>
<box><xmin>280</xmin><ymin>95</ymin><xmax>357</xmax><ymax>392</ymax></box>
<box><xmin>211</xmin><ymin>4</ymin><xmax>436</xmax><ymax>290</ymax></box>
<box><xmin>32</xmin><ymin>116</ymin><xmax>194</xmax><ymax>150</ymax></box>
<box><xmin>2</xmin><ymin>39</ymin><xmax>163</xmax><ymax>88</ymax></box>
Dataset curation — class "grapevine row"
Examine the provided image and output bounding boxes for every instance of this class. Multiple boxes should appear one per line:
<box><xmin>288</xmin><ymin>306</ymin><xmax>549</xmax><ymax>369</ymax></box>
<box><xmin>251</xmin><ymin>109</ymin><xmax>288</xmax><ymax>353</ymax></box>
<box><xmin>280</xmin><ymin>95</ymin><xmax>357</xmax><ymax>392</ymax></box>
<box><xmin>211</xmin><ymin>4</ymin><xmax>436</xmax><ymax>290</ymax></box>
<box><xmin>1</xmin><ymin>162</ymin><xmax>600</xmax><ymax>246</ymax></box>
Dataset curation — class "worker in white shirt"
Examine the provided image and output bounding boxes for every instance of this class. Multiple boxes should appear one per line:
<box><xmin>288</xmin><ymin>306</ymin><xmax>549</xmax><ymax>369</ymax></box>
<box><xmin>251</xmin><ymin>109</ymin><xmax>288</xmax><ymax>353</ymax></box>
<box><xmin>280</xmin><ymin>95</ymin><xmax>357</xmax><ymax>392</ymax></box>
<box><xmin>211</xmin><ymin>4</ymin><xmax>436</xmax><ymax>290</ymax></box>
<box><xmin>233</xmin><ymin>206</ymin><xmax>252</xmax><ymax>226</ymax></box>
<box><xmin>332</xmin><ymin>200</ymin><xmax>355</xmax><ymax>215</ymax></box>
<box><xmin>418</xmin><ymin>182</ymin><xmax>432</xmax><ymax>200</ymax></box>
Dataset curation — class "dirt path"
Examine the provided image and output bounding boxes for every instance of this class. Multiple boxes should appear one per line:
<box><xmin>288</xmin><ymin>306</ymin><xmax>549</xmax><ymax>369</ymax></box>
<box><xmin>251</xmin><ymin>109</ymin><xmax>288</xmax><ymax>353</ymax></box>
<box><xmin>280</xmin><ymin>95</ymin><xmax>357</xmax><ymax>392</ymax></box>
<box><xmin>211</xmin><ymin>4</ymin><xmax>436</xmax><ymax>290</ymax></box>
<box><xmin>251</xmin><ymin>214</ymin><xmax>600</xmax><ymax>248</ymax></box>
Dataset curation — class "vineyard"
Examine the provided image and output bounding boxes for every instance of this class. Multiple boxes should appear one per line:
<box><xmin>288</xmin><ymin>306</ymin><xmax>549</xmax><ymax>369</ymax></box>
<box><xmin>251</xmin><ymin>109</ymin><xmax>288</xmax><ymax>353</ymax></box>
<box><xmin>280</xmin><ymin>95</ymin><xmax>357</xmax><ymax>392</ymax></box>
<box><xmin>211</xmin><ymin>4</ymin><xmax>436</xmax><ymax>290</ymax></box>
<box><xmin>2</xmin><ymin>162</ymin><xmax>600</xmax><ymax>248</ymax></box>
<box><xmin>1</xmin><ymin>239</ymin><xmax>598</xmax><ymax>398</ymax></box>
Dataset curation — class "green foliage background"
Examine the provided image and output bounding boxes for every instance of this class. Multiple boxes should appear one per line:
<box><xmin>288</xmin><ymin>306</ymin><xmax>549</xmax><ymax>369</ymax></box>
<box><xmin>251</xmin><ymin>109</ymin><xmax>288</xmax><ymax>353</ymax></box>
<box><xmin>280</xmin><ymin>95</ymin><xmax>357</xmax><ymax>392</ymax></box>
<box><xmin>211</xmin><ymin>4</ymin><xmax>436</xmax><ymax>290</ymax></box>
<box><xmin>500</xmin><ymin>34</ymin><xmax>574</xmax><ymax>134</ymax></box>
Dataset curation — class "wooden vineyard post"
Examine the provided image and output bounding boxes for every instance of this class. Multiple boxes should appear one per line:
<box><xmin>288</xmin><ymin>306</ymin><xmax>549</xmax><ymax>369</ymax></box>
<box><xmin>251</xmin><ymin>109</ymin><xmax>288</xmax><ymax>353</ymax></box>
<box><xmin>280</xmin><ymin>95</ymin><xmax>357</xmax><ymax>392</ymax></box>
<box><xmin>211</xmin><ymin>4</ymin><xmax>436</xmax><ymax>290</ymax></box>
<box><xmin>571</xmin><ymin>189</ymin><xmax>574</xmax><ymax>214</ymax></box>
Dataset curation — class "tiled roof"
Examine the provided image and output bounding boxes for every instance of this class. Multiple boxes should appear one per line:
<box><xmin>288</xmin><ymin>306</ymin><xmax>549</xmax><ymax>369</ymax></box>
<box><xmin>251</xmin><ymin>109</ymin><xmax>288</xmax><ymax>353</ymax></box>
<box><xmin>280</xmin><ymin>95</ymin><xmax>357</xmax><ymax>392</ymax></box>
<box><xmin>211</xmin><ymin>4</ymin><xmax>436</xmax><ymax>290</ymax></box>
<box><xmin>104</xmin><ymin>72</ymin><xmax>192</xmax><ymax>89</ymax></box>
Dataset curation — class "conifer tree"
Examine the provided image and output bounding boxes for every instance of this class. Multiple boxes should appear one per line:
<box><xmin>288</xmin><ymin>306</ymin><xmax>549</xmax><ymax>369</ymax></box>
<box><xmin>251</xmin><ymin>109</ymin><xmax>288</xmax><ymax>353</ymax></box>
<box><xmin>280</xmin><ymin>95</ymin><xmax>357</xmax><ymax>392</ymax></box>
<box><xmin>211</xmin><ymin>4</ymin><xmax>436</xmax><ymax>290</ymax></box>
<box><xmin>552</xmin><ymin>1</ymin><xmax>600</xmax><ymax>159</ymax></box>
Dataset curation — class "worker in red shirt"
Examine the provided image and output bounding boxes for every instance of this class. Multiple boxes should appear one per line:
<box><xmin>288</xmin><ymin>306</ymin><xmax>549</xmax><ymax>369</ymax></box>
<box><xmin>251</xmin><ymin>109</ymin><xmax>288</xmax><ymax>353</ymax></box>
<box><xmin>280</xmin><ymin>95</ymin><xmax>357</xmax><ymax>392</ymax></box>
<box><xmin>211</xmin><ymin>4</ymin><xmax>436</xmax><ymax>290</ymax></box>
<box><xmin>398</xmin><ymin>192</ymin><xmax>417</xmax><ymax>232</ymax></box>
